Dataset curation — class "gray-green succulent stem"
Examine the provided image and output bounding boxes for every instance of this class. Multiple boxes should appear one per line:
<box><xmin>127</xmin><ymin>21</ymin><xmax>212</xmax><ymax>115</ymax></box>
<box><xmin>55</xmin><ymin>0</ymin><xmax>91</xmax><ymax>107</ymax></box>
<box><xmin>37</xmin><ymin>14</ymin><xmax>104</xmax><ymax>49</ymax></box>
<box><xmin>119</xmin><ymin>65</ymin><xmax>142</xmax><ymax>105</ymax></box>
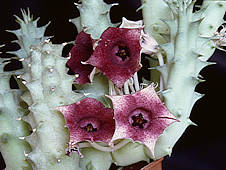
<box><xmin>141</xmin><ymin>0</ymin><xmax>170</xmax><ymax>90</ymax></box>
<box><xmin>0</xmin><ymin>59</ymin><xmax>32</xmax><ymax>170</ymax></box>
<box><xmin>142</xmin><ymin>0</ymin><xmax>226</xmax><ymax>159</ymax></box>
<box><xmin>122</xmin><ymin>72</ymin><xmax>141</xmax><ymax>95</ymax></box>
<box><xmin>123</xmin><ymin>80</ymin><xmax>130</xmax><ymax>94</ymax></box>
<box><xmin>6</xmin><ymin>12</ymin><xmax>82</xmax><ymax>169</ymax></box>
<box><xmin>141</xmin><ymin>0</ymin><xmax>173</xmax><ymax>44</ymax></box>
<box><xmin>70</xmin><ymin>0</ymin><xmax>117</xmax><ymax>39</ymax></box>
<box><xmin>109</xmin><ymin>79</ymin><xmax>118</xmax><ymax>96</ymax></box>
<box><xmin>20</xmin><ymin>41</ymin><xmax>83</xmax><ymax>169</ymax></box>
<box><xmin>0</xmin><ymin>10</ymin><xmax>51</xmax><ymax>170</ymax></box>
<box><xmin>111</xmin><ymin>142</ymin><xmax>150</xmax><ymax>167</ymax></box>
<box><xmin>133</xmin><ymin>72</ymin><xmax>140</xmax><ymax>91</ymax></box>
<box><xmin>7</xmin><ymin>9</ymin><xmax>50</xmax><ymax>61</ymax></box>
<box><xmin>156</xmin><ymin>52</ymin><xmax>165</xmax><ymax>91</ymax></box>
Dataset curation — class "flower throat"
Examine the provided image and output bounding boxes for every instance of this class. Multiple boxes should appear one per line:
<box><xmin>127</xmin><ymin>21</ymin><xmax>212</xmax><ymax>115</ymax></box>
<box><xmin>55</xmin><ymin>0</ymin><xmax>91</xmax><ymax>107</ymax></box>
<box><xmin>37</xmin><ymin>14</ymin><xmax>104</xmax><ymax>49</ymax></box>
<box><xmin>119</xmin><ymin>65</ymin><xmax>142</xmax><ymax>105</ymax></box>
<box><xmin>116</xmin><ymin>45</ymin><xmax>129</xmax><ymax>61</ymax></box>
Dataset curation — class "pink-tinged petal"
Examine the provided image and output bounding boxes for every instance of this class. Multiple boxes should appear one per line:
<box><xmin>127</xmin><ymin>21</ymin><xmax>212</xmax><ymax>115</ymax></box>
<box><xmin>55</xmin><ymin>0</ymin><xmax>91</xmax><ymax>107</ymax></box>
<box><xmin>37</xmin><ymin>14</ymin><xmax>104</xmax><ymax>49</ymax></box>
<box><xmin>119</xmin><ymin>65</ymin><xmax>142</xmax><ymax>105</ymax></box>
<box><xmin>140</xmin><ymin>32</ymin><xmax>159</xmax><ymax>55</ymax></box>
<box><xmin>56</xmin><ymin>97</ymin><xmax>115</xmax><ymax>144</ymax></box>
<box><xmin>107</xmin><ymin>84</ymin><xmax>178</xmax><ymax>156</ymax></box>
<box><xmin>67</xmin><ymin>31</ymin><xmax>94</xmax><ymax>84</ymax></box>
<box><xmin>119</xmin><ymin>17</ymin><xmax>143</xmax><ymax>29</ymax></box>
<box><xmin>86</xmin><ymin>27</ymin><xmax>142</xmax><ymax>88</ymax></box>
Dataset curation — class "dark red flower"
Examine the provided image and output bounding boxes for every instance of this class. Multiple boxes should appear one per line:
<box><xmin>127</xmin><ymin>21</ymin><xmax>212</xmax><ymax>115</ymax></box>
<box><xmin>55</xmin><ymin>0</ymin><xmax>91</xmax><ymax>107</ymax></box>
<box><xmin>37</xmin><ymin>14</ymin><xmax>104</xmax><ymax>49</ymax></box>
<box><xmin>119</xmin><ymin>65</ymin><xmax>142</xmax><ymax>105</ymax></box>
<box><xmin>67</xmin><ymin>31</ymin><xmax>94</xmax><ymax>84</ymax></box>
<box><xmin>86</xmin><ymin>27</ymin><xmax>142</xmax><ymax>88</ymax></box>
<box><xmin>106</xmin><ymin>84</ymin><xmax>177</xmax><ymax>156</ymax></box>
<box><xmin>56</xmin><ymin>97</ymin><xmax>115</xmax><ymax>144</ymax></box>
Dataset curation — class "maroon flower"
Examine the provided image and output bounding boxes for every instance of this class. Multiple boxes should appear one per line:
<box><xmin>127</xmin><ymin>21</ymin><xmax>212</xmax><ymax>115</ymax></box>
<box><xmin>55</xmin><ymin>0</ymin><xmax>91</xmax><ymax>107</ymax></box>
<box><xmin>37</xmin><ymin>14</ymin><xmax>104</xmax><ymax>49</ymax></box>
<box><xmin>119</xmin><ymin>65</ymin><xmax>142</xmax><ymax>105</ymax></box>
<box><xmin>67</xmin><ymin>31</ymin><xmax>94</xmax><ymax>84</ymax></box>
<box><xmin>106</xmin><ymin>84</ymin><xmax>178</xmax><ymax>156</ymax></box>
<box><xmin>56</xmin><ymin>97</ymin><xmax>115</xmax><ymax>144</ymax></box>
<box><xmin>86</xmin><ymin>27</ymin><xmax>142</xmax><ymax>88</ymax></box>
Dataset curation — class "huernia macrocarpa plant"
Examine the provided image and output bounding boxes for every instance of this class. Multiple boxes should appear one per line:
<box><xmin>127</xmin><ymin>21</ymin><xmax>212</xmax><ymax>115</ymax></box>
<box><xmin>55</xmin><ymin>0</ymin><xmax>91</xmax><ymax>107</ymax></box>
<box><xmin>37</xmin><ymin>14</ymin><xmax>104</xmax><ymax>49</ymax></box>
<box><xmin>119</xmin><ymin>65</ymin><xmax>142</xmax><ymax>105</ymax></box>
<box><xmin>0</xmin><ymin>0</ymin><xmax>225</xmax><ymax>169</ymax></box>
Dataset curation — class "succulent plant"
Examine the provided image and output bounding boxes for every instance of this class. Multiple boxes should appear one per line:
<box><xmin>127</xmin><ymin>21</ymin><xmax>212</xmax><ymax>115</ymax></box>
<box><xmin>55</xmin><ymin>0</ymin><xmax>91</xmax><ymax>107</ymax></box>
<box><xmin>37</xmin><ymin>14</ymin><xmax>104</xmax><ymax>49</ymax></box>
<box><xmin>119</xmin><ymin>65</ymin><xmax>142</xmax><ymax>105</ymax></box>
<box><xmin>21</xmin><ymin>41</ymin><xmax>84</xmax><ymax>169</ymax></box>
<box><xmin>143</xmin><ymin>0</ymin><xmax>226</xmax><ymax>159</ymax></box>
<box><xmin>70</xmin><ymin>0</ymin><xmax>117</xmax><ymax>39</ymax></box>
<box><xmin>0</xmin><ymin>0</ymin><xmax>225</xmax><ymax>170</ymax></box>
<box><xmin>0</xmin><ymin>58</ymin><xmax>32</xmax><ymax>170</ymax></box>
<box><xmin>0</xmin><ymin>9</ymin><xmax>50</xmax><ymax>170</ymax></box>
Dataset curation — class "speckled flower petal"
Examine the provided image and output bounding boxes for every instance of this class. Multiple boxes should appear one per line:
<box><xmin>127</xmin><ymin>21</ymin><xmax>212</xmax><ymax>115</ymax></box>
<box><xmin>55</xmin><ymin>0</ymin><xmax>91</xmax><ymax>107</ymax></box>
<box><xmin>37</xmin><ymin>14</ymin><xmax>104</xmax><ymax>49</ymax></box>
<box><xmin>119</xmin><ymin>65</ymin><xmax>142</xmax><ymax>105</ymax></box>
<box><xmin>107</xmin><ymin>84</ymin><xmax>177</xmax><ymax>156</ymax></box>
<box><xmin>67</xmin><ymin>31</ymin><xmax>94</xmax><ymax>84</ymax></box>
<box><xmin>56</xmin><ymin>97</ymin><xmax>115</xmax><ymax>144</ymax></box>
<box><xmin>86</xmin><ymin>27</ymin><xmax>142</xmax><ymax>88</ymax></box>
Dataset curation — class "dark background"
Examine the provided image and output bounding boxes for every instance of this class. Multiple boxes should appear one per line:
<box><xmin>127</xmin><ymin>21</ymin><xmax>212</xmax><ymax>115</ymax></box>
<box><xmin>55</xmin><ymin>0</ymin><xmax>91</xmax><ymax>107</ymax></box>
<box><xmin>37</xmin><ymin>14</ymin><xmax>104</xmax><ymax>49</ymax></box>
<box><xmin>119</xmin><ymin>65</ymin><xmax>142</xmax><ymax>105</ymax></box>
<box><xmin>0</xmin><ymin>0</ymin><xmax>225</xmax><ymax>170</ymax></box>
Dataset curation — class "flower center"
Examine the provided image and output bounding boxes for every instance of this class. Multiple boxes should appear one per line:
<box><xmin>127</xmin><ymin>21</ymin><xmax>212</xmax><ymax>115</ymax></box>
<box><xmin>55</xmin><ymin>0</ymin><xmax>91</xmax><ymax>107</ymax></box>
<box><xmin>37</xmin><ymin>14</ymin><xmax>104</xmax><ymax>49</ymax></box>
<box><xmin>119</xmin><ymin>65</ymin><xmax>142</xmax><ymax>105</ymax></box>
<box><xmin>131</xmin><ymin>113</ymin><xmax>148</xmax><ymax>129</ymax></box>
<box><xmin>82</xmin><ymin>123</ymin><xmax>97</xmax><ymax>132</ymax></box>
<box><xmin>129</xmin><ymin>108</ymin><xmax>150</xmax><ymax>129</ymax></box>
<box><xmin>79</xmin><ymin>118</ymin><xmax>100</xmax><ymax>133</ymax></box>
<box><xmin>116</xmin><ymin>45</ymin><xmax>129</xmax><ymax>61</ymax></box>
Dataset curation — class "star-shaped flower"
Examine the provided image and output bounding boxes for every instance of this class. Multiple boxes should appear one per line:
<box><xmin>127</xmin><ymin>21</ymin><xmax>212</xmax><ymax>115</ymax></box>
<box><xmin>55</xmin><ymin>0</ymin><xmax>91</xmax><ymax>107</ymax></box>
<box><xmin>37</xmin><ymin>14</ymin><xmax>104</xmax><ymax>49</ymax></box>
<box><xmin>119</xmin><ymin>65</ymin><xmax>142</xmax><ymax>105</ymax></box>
<box><xmin>86</xmin><ymin>27</ymin><xmax>142</xmax><ymax>88</ymax></box>
<box><xmin>106</xmin><ymin>84</ymin><xmax>178</xmax><ymax>156</ymax></box>
<box><xmin>56</xmin><ymin>97</ymin><xmax>115</xmax><ymax>144</ymax></box>
<box><xmin>67</xmin><ymin>31</ymin><xmax>94</xmax><ymax>84</ymax></box>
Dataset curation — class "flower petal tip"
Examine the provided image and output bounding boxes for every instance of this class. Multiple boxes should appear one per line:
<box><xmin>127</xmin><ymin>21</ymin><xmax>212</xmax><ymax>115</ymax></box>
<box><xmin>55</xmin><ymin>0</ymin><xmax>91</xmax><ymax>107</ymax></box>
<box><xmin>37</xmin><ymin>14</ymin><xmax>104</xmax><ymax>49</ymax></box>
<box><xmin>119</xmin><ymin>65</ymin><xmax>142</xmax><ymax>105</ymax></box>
<box><xmin>140</xmin><ymin>32</ymin><xmax>159</xmax><ymax>55</ymax></box>
<box><xmin>120</xmin><ymin>17</ymin><xmax>143</xmax><ymax>29</ymax></box>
